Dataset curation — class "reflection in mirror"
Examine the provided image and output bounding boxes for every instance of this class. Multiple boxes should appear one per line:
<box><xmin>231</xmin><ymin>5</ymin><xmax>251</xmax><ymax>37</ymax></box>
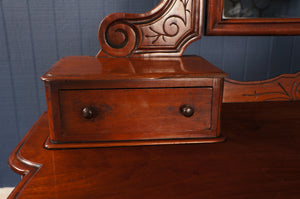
<box><xmin>223</xmin><ymin>0</ymin><xmax>300</xmax><ymax>18</ymax></box>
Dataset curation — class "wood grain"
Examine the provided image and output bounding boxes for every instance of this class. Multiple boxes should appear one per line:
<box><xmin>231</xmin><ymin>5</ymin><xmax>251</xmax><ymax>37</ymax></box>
<box><xmin>223</xmin><ymin>72</ymin><xmax>300</xmax><ymax>103</ymax></box>
<box><xmin>58</xmin><ymin>87</ymin><xmax>213</xmax><ymax>142</ymax></box>
<box><xmin>8</xmin><ymin>101</ymin><xmax>300</xmax><ymax>198</ymax></box>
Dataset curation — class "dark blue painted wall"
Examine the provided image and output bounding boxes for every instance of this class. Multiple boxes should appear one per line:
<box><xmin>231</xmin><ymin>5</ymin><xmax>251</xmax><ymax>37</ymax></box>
<box><xmin>0</xmin><ymin>0</ymin><xmax>299</xmax><ymax>187</ymax></box>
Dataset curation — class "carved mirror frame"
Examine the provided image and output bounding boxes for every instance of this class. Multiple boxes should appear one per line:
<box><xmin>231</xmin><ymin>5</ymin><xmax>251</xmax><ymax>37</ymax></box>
<box><xmin>206</xmin><ymin>0</ymin><xmax>300</xmax><ymax>35</ymax></box>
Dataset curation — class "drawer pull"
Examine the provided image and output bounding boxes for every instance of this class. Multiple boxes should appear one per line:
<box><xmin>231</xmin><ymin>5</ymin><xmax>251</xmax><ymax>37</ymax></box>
<box><xmin>82</xmin><ymin>106</ymin><xmax>96</xmax><ymax>119</ymax></box>
<box><xmin>180</xmin><ymin>105</ymin><xmax>194</xmax><ymax>117</ymax></box>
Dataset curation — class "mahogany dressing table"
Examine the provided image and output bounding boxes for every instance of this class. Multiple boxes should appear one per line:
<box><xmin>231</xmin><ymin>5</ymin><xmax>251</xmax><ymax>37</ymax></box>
<box><xmin>8</xmin><ymin>0</ymin><xmax>300</xmax><ymax>198</ymax></box>
<box><xmin>8</xmin><ymin>102</ymin><xmax>300</xmax><ymax>198</ymax></box>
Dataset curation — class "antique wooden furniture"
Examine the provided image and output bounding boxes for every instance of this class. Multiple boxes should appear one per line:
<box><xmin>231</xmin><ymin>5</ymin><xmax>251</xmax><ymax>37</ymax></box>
<box><xmin>8</xmin><ymin>0</ymin><xmax>300</xmax><ymax>198</ymax></box>
<box><xmin>39</xmin><ymin>0</ymin><xmax>228</xmax><ymax>148</ymax></box>
<box><xmin>42</xmin><ymin>56</ymin><xmax>227</xmax><ymax>148</ymax></box>
<box><xmin>206</xmin><ymin>0</ymin><xmax>300</xmax><ymax>35</ymax></box>
<box><xmin>8</xmin><ymin>102</ymin><xmax>300</xmax><ymax>198</ymax></box>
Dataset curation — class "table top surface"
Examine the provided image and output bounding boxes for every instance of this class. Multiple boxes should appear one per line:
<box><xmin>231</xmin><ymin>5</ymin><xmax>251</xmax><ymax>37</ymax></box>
<box><xmin>8</xmin><ymin>101</ymin><xmax>300</xmax><ymax>199</ymax></box>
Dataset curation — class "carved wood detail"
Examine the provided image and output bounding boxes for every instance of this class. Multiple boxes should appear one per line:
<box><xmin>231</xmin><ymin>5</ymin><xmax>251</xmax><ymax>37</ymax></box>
<box><xmin>97</xmin><ymin>0</ymin><xmax>203</xmax><ymax>57</ymax></box>
<box><xmin>223</xmin><ymin>72</ymin><xmax>300</xmax><ymax>103</ymax></box>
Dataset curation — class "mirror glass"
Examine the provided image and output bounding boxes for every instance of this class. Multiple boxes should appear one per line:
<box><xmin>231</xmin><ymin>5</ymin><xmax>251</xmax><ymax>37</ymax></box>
<box><xmin>223</xmin><ymin>0</ymin><xmax>300</xmax><ymax>18</ymax></box>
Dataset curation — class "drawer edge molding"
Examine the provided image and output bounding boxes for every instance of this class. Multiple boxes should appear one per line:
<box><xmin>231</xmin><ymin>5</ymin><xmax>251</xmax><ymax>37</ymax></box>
<box><xmin>44</xmin><ymin>136</ymin><xmax>226</xmax><ymax>149</ymax></box>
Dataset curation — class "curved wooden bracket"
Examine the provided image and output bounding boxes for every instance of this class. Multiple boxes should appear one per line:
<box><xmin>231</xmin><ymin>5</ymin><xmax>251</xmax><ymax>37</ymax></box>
<box><xmin>223</xmin><ymin>72</ymin><xmax>300</xmax><ymax>103</ymax></box>
<box><xmin>97</xmin><ymin>0</ymin><xmax>203</xmax><ymax>57</ymax></box>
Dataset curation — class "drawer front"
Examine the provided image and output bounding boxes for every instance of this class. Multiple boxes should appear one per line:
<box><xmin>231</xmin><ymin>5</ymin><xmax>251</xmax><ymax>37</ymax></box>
<box><xmin>58</xmin><ymin>87</ymin><xmax>213</xmax><ymax>142</ymax></box>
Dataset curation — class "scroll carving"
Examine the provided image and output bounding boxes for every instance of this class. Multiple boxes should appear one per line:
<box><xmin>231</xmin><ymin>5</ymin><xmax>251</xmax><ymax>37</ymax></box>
<box><xmin>97</xmin><ymin>0</ymin><xmax>203</xmax><ymax>57</ymax></box>
<box><xmin>143</xmin><ymin>0</ymin><xmax>192</xmax><ymax>45</ymax></box>
<box><xmin>223</xmin><ymin>72</ymin><xmax>300</xmax><ymax>103</ymax></box>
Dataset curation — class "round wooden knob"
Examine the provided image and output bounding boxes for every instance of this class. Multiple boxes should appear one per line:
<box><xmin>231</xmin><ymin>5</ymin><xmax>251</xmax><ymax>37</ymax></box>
<box><xmin>180</xmin><ymin>105</ymin><xmax>194</xmax><ymax>117</ymax></box>
<box><xmin>82</xmin><ymin>106</ymin><xmax>95</xmax><ymax>119</ymax></box>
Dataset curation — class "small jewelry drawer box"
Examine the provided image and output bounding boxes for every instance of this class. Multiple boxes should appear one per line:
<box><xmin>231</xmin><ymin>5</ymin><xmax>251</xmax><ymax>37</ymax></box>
<box><xmin>41</xmin><ymin>56</ymin><xmax>227</xmax><ymax>148</ymax></box>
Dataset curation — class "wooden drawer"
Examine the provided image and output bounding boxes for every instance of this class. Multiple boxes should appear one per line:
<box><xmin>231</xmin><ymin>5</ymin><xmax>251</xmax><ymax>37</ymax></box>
<box><xmin>58</xmin><ymin>87</ymin><xmax>213</xmax><ymax>142</ymax></box>
<box><xmin>42</xmin><ymin>56</ymin><xmax>227</xmax><ymax>148</ymax></box>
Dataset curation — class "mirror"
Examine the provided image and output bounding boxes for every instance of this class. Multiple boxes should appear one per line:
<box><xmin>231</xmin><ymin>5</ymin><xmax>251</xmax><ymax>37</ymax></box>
<box><xmin>223</xmin><ymin>0</ymin><xmax>300</xmax><ymax>18</ymax></box>
<box><xmin>206</xmin><ymin>0</ymin><xmax>300</xmax><ymax>35</ymax></box>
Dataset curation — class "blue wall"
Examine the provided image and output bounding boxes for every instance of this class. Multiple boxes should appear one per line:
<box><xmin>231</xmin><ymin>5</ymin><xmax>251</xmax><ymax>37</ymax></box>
<box><xmin>0</xmin><ymin>0</ymin><xmax>299</xmax><ymax>187</ymax></box>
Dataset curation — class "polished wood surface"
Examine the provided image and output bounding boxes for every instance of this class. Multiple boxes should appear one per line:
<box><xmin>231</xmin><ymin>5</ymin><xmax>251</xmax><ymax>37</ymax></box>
<box><xmin>41</xmin><ymin>56</ymin><xmax>226</xmax><ymax>147</ymax></box>
<box><xmin>223</xmin><ymin>72</ymin><xmax>300</xmax><ymax>103</ymax></box>
<box><xmin>97</xmin><ymin>0</ymin><xmax>204</xmax><ymax>57</ymax></box>
<box><xmin>41</xmin><ymin>56</ymin><xmax>227</xmax><ymax>81</ymax></box>
<box><xmin>9</xmin><ymin>101</ymin><xmax>300</xmax><ymax>198</ymax></box>
<box><xmin>206</xmin><ymin>0</ymin><xmax>300</xmax><ymax>35</ymax></box>
<box><xmin>59</xmin><ymin>87</ymin><xmax>213</xmax><ymax>141</ymax></box>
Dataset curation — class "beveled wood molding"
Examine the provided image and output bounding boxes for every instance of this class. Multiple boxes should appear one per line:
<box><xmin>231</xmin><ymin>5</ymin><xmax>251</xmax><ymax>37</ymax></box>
<box><xmin>7</xmin><ymin>113</ymin><xmax>44</xmax><ymax>199</ymax></box>
<box><xmin>97</xmin><ymin>0</ymin><xmax>203</xmax><ymax>57</ymax></box>
<box><xmin>44</xmin><ymin>136</ymin><xmax>226</xmax><ymax>149</ymax></box>
<box><xmin>223</xmin><ymin>72</ymin><xmax>300</xmax><ymax>103</ymax></box>
<box><xmin>44</xmin><ymin>135</ymin><xmax>226</xmax><ymax>149</ymax></box>
<box><xmin>206</xmin><ymin>0</ymin><xmax>300</xmax><ymax>35</ymax></box>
